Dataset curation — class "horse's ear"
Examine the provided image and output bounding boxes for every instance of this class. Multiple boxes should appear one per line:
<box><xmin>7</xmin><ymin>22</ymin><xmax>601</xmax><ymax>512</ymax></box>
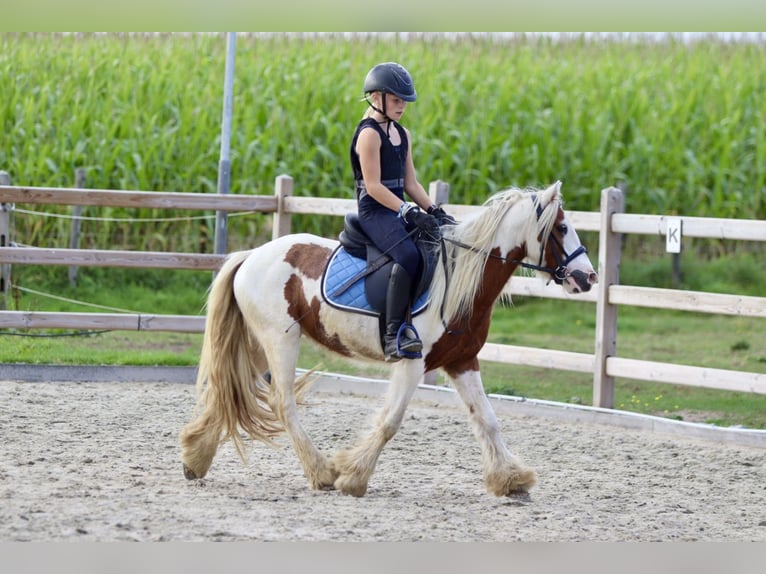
<box><xmin>542</xmin><ymin>180</ymin><xmax>562</xmax><ymax>204</ymax></box>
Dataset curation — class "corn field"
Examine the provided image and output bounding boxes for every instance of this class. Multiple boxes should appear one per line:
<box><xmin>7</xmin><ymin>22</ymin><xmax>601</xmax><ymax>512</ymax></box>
<box><xmin>1</xmin><ymin>32</ymin><xmax>764</xmax><ymax>252</ymax></box>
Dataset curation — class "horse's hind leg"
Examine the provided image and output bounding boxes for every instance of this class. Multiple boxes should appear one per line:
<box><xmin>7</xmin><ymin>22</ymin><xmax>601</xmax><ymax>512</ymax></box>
<box><xmin>446</xmin><ymin>364</ymin><xmax>537</xmax><ymax>496</ymax></box>
<box><xmin>331</xmin><ymin>360</ymin><xmax>423</xmax><ymax>497</ymax></box>
<box><xmin>262</xmin><ymin>339</ymin><xmax>338</xmax><ymax>490</ymax></box>
<box><xmin>179</xmin><ymin>404</ymin><xmax>225</xmax><ymax>480</ymax></box>
<box><xmin>179</xmin><ymin>346</ymin><xmax>271</xmax><ymax>480</ymax></box>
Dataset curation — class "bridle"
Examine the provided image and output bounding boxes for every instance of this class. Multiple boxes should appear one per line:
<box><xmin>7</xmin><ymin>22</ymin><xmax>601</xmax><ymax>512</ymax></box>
<box><xmin>442</xmin><ymin>195</ymin><xmax>587</xmax><ymax>286</ymax></box>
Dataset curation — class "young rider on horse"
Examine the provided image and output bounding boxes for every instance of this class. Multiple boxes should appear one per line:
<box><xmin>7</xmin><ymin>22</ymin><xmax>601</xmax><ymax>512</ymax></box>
<box><xmin>349</xmin><ymin>62</ymin><xmax>455</xmax><ymax>362</ymax></box>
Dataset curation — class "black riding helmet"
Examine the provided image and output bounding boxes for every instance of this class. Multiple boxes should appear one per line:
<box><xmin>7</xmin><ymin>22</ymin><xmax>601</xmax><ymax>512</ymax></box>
<box><xmin>363</xmin><ymin>62</ymin><xmax>417</xmax><ymax>124</ymax></box>
<box><xmin>364</xmin><ymin>62</ymin><xmax>417</xmax><ymax>102</ymax></box>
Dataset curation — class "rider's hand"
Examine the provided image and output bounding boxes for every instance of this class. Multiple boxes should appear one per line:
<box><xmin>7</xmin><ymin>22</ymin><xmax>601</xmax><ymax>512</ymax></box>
<box><xmin>401</xmin><ymin>205</ymin><xmax>440</xmax><ymax>239</ymax></box>
<box><xmin>427</xmin><ymin>204</ymin><xmax>458</xmax><ymax>226</ymax></box>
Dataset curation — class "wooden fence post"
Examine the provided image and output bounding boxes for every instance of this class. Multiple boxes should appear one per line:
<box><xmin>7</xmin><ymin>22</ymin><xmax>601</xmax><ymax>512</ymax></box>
<box><xmin>0</xmin><ymin>171</ymin><xmax>11</xmax><ymax>310</ymax></box>
<box><xmin>428</xmin><ymin>179</ymin><xmax>450</xmax><ymax>207</ymax></box>
<box><xmin>592</xmin><ymin>186</ymin><xmax>625</xmax><ymax>408</ymax></box>
<box><xmin>423</xmin><ymin>180</ymin><xmax>451</xmax><ymax>386</ymax></box>
<box><xmin>272</xmin><ymin>174</ymin><xmax>293</xmax><ymax>240</ymax></box>
<box><xmin>68</xmin><ymin>168</ymin><xmax>86</xmax><ymax>287</ymax></box>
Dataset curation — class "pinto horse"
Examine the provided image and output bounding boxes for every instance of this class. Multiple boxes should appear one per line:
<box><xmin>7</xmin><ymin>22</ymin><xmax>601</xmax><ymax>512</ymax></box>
<box><xmin>179</xmin><ymin>181</ymin><xmax>597</xmax><ymax>497</ymax></box>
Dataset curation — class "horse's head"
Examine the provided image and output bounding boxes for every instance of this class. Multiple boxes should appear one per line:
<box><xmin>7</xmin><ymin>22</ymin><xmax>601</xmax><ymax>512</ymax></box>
<box><xmin>433</xmin><ymin>182</ymin><xmax>597</xmax><ymax>324</ymax></box>
<box><xmin>528</xmin><ymin>181</ymin><xmax>598</xmax><ymax>294</ymax></box>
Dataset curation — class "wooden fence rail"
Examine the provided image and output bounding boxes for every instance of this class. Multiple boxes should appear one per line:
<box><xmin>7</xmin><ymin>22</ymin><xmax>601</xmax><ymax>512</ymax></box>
<box><xmin>2</xmin><ymin>172</ymin><xmax>765</xmax><ymax>407</ymax></box>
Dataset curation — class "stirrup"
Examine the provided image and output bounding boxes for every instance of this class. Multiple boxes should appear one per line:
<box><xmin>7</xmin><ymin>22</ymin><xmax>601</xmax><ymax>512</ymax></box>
<box><xmin>392</xmin><ymin>322</ymin><xmax>422</xmax><ymax>360</ymax></box>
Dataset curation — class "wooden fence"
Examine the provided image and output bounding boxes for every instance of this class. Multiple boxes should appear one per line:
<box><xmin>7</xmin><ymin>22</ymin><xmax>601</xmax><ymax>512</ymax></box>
<box><xmin>1</xmin><ymin>172</ymin><xmax>765</xmax><ymax>407</ymax></box>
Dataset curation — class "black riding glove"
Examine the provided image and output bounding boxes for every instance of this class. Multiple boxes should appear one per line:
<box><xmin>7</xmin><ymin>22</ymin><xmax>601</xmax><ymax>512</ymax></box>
<box><xmin>401</xmin><ymin>205</ymin><xmax>441</xmax><ymax>240</ymax></box>
<box><xmin>427</xmin><ymin>204</ymin><xmax>458</xmax><ymax>226</ymax></box>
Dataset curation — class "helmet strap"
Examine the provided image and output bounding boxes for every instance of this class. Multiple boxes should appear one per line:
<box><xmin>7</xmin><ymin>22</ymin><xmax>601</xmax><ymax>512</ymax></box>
<box><xmin>365</xmin><ymin>93</ymin><xmax>394</xmax><ymax>136</ymax></box>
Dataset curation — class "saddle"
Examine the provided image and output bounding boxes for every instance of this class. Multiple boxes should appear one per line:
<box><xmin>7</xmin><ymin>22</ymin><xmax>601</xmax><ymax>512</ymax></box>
<box><xmin>320</xmin><ymin>213</ymin><xmax>439</xmax><ymax>318</ymax></box>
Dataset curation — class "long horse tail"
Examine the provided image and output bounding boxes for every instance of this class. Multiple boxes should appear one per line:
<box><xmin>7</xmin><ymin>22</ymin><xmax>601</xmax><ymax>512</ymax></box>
<box><xmin>179</xmin><ymin>250</ymin><xmax>282</xmax><ymax>479</ymax></box>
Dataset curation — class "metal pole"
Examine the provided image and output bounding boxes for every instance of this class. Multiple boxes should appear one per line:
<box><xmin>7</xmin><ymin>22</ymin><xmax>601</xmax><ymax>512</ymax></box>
<box><xmin>0</xmin><ymin>171</ymin><xmax>11</xmax><ymax>310</ymax></box>
<box><xmin>213</xmin><ymin>32</ymin><xmax>236</xmax><ymax>256</ymax></box>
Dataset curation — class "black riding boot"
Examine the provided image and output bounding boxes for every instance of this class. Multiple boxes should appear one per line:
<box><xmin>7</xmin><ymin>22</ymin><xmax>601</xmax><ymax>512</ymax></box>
<box><xmin>383</xmin><ymin>263</ymin><xmax>423</xmax><ymax>362</ymax></box>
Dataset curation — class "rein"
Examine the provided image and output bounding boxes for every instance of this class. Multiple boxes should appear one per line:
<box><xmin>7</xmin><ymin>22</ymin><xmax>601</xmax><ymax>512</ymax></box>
<box><xmin>442</xmin><ymin>235</ymin><xmax>586</xmax><ymax>285</ymax></box>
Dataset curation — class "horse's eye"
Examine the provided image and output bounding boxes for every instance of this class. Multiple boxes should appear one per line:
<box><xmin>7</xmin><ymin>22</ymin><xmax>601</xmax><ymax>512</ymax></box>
<box><xmin>557</xmin><ymin>224</ymin><xmax>568</xmax><ymax>234</ymax></box>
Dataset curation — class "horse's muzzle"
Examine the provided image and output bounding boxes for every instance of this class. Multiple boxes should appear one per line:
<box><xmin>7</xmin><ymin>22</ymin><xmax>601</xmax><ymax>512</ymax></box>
<box><xmin>568</xmin><ymin>269</ymin><xmax>598</xmax><ymax>293</ymax></box>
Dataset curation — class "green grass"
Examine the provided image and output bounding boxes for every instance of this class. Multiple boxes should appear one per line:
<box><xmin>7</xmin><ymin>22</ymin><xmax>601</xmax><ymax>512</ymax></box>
<box><xmin>3</xmin><ymin>330</ymin><xmax>203</xmax><ymax>366</ymax></box>
<box><xmin>5</xmin><ymin>309</ymin><xmax>764</xmax><ymax>429</ymax></box>
<box><xmin>483</xmin><ymin>301</ymin><xmax>766</xmax><ymax>428</ymax></box>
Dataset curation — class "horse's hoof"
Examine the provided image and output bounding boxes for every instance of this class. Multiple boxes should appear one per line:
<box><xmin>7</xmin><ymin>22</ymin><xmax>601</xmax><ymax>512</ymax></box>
<box><xmin>183</xmin><ymin>464</ymin><xmax>199</xmax><ymax>480</ymax></box>
<box><xmin>487</xmin><ymin>465</ymin><xmax>537</xmax><ymax>497</ymax></box>
<box><xmin>334</xmin><ymin>476</ymin><xmax>368</xmax><ymax>497</ymax></box>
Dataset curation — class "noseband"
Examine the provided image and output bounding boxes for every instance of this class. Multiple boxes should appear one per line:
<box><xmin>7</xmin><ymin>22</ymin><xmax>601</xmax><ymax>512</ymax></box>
<box><xmin>530</xmin><ymin>232</ymin><xmax>587</xmax><ymax>284</ymax></box>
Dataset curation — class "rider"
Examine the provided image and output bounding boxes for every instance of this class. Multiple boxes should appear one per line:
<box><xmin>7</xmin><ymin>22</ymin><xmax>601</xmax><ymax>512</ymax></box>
<box><xmin>350</xmin><ymin>62</ymin><xmax>456</xmax><ymax>362</ymax></box>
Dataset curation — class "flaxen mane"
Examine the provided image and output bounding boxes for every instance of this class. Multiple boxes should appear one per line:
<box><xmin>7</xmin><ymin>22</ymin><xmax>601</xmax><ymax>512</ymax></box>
<box><xmin>428</xmin><ymin>187</ymin><xmax>561</xmax><ymax>324</ymax></box>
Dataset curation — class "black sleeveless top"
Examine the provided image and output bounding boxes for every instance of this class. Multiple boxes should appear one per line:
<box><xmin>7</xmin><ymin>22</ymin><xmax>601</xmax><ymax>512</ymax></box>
<box><xmin>349</xmin><ymin>117</ymin><xmax>408</xmax><ymax>206</ymax></box>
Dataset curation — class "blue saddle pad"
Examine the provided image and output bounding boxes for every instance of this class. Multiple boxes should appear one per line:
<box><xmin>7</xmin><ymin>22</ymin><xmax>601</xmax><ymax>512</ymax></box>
<box><xmin>321</xmin><ymin>247</ymin><xmax>430</xmax><ymax>317</ymax></box>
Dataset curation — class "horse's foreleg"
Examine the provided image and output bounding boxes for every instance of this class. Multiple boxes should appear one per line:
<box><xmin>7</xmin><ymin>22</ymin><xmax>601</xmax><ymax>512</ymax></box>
<box><xmin>447</xmin><ymin>365</ymin><xmax>537</xmax><ymax>496</ymax></box>
<box><xmin>331</xmin><ymin>360</ymin><xmax>423</xmax><ymax>497</ymax></box>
